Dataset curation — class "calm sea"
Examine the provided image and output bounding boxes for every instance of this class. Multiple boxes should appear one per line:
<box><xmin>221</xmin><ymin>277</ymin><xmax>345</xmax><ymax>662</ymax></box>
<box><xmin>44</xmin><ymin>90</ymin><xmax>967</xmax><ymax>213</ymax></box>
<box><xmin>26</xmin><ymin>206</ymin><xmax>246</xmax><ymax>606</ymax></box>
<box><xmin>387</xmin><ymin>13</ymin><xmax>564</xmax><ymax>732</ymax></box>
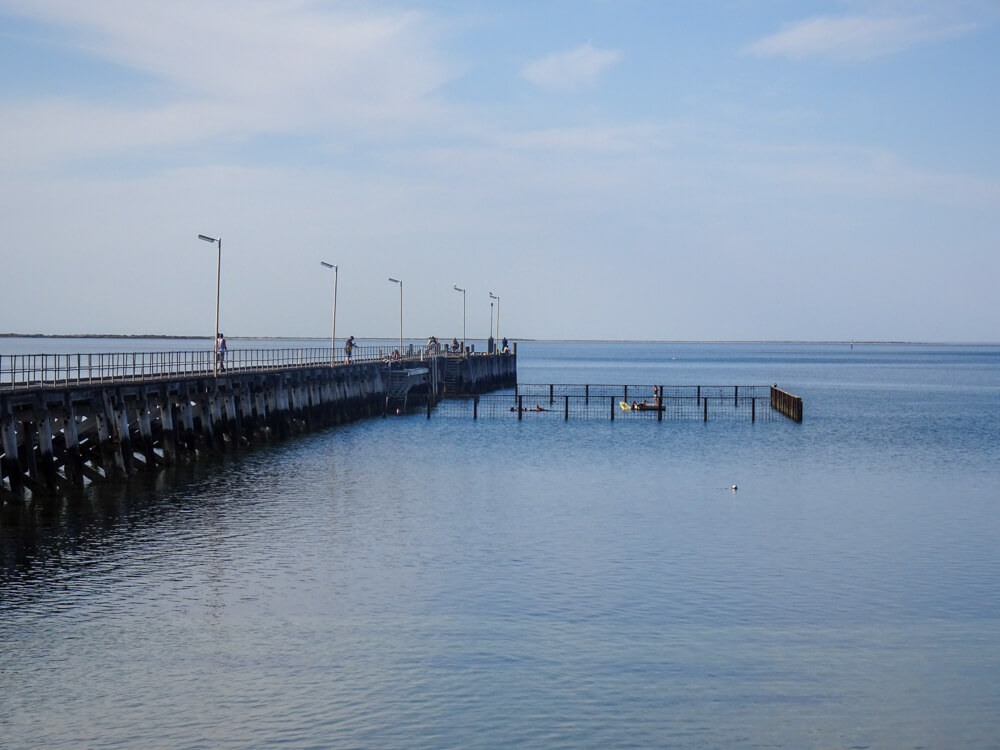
<box><xmin>2</xmin><ymin>340</ymin><xmax>999</xmax><ymax>749</ymax></box>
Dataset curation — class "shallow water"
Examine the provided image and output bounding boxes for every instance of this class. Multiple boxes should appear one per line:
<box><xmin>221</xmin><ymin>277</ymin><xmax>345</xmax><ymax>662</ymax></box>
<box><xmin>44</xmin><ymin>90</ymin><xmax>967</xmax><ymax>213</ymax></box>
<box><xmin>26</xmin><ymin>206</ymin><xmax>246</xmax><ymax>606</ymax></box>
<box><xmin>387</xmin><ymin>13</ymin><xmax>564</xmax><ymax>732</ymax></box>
<box><xmin>2</xmin><ymin>341</ymin><xmax>999</xmax><ymax>748</ymax></box>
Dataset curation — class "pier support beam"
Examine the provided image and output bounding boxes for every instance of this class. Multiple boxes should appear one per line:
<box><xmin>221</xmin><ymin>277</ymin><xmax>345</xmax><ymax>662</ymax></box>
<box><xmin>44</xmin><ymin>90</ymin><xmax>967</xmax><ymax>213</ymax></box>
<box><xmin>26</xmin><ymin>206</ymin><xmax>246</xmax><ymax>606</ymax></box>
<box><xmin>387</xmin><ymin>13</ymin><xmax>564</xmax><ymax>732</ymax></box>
<box><xmin>1</xmin><ymin>409</ymin><xmax>24</xmax><ymax>499</ymax></box>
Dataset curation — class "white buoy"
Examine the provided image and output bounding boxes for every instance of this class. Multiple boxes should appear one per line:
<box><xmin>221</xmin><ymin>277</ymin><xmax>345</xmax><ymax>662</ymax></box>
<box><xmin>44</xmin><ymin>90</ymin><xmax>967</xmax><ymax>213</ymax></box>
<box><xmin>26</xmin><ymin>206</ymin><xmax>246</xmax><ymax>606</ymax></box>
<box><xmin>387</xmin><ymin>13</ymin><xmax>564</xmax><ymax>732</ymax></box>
<box><xmin>732</xmin><ymin>485</ymin><xmax>738</xmax><ymax>491</ymax></box>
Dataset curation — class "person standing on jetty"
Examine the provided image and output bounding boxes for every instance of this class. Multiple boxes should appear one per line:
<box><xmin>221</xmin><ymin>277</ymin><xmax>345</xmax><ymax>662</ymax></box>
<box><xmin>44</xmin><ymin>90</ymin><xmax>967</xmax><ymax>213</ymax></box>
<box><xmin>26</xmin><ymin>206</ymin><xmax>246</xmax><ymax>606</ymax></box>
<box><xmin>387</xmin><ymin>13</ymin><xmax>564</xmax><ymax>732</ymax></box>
<box><xmin>215</xmin><ymin>333</ymin><xmax>227</xmax><ymax>371</ymax></box>
<box><xmin>344</xmin><ymin>335</ymin><xmax>355</xmax><ymax>363</ymax></box>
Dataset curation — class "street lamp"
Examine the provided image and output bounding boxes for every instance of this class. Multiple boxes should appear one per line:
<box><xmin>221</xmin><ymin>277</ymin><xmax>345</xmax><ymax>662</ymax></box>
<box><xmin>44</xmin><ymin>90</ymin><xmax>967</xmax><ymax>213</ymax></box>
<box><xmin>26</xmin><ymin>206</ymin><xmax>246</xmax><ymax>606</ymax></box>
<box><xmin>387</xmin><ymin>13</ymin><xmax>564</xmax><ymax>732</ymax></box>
<box><xmin>388</xmin><ymin>277</ymin><xmax>402</xmax><ymax>353</ymax></box>
<box><xmin>320</xmin><ymin>261</ymin><xmax>338</xmax><ymax>367</ymax></box>
<box><xmin>198</xmin><ymin>234</ymin><xmax>221</xmax><ymax>376</ymax></box>
<box><xmin>453</xmin><ymin>284</ymin><xmax>466</xmax><ymax>353</ymax></box>
<box><xmin>489</xmin><ymin>292</ymin><xmax>500</xmax><ymax>343</ymax></box>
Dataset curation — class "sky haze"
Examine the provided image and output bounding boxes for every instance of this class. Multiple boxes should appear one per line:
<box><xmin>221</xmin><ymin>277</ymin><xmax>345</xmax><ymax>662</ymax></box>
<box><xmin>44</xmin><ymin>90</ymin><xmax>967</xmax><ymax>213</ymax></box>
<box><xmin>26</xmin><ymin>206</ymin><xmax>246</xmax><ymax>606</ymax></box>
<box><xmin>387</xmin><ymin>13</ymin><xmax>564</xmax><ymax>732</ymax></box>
<box><xmin>1</xmin><ymin>0</ymin><xmax>997</xmax><ymax>342</ymax></box>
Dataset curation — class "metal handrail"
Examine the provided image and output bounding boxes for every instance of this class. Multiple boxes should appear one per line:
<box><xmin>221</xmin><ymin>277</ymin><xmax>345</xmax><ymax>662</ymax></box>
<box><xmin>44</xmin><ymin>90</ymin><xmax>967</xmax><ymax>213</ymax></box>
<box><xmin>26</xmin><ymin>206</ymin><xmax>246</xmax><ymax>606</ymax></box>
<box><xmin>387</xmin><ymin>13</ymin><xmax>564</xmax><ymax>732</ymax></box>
<box><xmin>0</xmin><ymin>345</ymin><xmax>461</xmax><ymax>390</ymax></box>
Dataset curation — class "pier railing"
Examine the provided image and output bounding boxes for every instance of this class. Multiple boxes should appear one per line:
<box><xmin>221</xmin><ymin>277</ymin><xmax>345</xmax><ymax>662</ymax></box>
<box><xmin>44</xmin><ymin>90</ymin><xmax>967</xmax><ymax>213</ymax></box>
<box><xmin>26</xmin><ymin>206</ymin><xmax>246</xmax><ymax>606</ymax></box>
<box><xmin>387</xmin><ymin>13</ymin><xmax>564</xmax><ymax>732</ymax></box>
<box><xmin>0</xmin><ymin>345</ymin><xmax>454</xmax><ymax>390</ymax></box>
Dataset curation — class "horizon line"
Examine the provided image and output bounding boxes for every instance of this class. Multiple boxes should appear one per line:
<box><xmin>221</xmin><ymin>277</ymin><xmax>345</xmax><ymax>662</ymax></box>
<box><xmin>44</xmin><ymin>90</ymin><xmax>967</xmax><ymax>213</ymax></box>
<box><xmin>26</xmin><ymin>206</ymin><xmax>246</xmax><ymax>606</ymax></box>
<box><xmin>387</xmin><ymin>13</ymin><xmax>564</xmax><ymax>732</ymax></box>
<box><xmin>1</xmin><ymin>333</ymin><xmax>997</xmax><ymax>346</ymax></box>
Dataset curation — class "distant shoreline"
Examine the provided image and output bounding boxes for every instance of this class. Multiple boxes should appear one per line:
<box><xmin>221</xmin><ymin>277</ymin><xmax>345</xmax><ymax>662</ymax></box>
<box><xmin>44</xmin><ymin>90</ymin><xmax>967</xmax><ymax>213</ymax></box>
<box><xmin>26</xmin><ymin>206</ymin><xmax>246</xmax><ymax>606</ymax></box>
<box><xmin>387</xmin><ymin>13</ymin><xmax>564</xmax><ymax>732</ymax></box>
<box><xmin>0</xmin><ymin>333</ymin><xmax>211</xmax><ymax>340</ymax></box>
<box><xmin>1</xmin><ymin>333</ymin><xmax>996</xmax><ymax>346</ymax></box>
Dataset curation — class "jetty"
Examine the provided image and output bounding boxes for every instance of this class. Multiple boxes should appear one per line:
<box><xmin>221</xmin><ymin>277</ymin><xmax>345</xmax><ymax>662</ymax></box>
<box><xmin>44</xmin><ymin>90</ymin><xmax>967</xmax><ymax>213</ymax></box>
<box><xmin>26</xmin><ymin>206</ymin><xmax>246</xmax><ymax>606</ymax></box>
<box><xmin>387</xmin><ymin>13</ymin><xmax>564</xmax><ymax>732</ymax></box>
<box><xmin>0</xmin><ymin>344</ymin><xmax>515</xmax><ymax>503</ymax></box>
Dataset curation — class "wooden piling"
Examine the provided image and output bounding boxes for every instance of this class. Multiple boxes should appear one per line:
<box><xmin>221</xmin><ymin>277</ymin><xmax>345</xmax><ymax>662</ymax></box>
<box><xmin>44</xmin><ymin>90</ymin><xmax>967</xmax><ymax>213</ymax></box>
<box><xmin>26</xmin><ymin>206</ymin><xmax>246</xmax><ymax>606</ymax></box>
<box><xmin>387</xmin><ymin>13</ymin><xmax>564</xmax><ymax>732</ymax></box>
<box><xmin>1</xmin><ymin>408</ymin><xmax>23</xmax><ymax>499</ymax></box>
<box><xmin>136</xmin><ymin>396</ymin><xmax>157</xmax><ymax>467</ymax></box>
<box><xmin>159</xmin><ymin>391</ymin><xmax>177</xmax><ymax>464</ymax></box>
<box><xmin>62</xmin><ymin>397</ymin><xmax>84</xmax><ymax>487</ymax></box>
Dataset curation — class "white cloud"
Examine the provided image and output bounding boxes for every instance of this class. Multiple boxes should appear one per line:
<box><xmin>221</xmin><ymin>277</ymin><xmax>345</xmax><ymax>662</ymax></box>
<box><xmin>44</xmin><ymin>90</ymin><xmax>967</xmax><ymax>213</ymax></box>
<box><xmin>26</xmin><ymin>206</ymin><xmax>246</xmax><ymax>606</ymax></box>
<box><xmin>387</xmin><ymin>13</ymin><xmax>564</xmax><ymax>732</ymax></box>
<box><xmin>498</xmin><ymin>123</ymin><xmax>670</xmax><ymax>154</ymax></box>
<box><xmin>0</xmin><ymin>0</ymin><xmax>454</xmax><ymax>164</ymax></box>
<box><xmin>746</xmin><ymin>14</ymin><xmax>976</xmax><ymax>61</ymax></box>
<box><xmin>521</xmin><ymin>43</ymin><xmax>621</xmax><ymax>90</ymax></box>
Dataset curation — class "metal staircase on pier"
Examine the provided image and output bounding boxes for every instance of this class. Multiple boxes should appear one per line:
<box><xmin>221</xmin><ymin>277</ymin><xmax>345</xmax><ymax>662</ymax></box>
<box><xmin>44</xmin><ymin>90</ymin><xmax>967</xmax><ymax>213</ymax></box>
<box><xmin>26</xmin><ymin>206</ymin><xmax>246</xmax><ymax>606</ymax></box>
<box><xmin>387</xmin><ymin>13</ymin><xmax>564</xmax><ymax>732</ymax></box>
<box><xmin>386</xmin><ymin>367</ymin><xmax>430</xmax><ymax>411</ymax></box>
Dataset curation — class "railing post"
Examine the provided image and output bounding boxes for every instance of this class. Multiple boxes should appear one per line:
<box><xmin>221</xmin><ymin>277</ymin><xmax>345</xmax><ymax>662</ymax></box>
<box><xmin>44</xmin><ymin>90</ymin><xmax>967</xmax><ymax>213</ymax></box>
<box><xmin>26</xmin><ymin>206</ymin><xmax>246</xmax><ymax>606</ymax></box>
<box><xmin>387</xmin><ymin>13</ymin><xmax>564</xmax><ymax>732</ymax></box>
<box><xmin>549</xmin><ymin>383</ymin><xmax>553</xmax><ymax>405</ymax></box>
<box><xmin>518</xmin><ymin>395</ymin><xmax>523</xmax><ymax>420</ymax></box>
<box><xmin>703</xmin><ymin>396</ymin><xmax>708</xmax><ymax>422</ymax></box>
<box><xmin>752</xmin><ymin>397</ymin><xmax>756</xmax><ymax>422</ymax></box>
<box><xmin>610</xmin><ymin>396</ymin><xmax>614</xmax><ymax>421</ymax></box>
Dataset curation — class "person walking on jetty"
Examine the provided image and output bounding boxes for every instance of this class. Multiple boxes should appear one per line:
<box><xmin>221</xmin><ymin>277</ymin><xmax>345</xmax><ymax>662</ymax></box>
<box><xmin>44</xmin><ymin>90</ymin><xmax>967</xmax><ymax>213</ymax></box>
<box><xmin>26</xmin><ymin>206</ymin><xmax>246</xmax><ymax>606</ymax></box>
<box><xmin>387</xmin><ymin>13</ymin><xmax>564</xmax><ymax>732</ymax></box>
<box><xmin>344</xmin><ymin>335</ymin><xmax>355</xmax><ymax>363</ymax></box>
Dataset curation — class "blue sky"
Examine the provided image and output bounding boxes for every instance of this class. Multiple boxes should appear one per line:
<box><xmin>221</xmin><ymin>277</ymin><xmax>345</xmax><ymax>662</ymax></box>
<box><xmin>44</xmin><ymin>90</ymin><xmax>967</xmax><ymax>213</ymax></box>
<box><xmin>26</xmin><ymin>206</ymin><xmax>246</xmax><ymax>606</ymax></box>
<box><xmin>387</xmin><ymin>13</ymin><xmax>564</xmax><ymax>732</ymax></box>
<box><xmin>1</xmin><ymin>0</ymin><xmax>997</xmax><ymax>342</ymax></box>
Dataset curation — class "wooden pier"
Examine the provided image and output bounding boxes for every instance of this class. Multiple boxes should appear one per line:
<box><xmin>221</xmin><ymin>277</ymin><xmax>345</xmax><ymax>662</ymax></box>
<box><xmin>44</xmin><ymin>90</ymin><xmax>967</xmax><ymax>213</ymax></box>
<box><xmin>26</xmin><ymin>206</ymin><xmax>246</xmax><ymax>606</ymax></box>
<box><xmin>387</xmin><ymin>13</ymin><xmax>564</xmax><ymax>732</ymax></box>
<box><xmin>0</xmin><ymin>347</ymin><xmax>516</xmax><ymax>503</ymax></box>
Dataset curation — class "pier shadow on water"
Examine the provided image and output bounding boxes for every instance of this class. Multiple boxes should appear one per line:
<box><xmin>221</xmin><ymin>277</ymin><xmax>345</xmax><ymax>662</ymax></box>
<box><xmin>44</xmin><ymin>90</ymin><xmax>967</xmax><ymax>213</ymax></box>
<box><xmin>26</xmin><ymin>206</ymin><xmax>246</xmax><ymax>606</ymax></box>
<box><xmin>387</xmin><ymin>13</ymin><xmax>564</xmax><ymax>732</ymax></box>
<box><xmin>0</xmin><ymin>457</ymin><xmax>232</xmax><ymax>592</ymax></box>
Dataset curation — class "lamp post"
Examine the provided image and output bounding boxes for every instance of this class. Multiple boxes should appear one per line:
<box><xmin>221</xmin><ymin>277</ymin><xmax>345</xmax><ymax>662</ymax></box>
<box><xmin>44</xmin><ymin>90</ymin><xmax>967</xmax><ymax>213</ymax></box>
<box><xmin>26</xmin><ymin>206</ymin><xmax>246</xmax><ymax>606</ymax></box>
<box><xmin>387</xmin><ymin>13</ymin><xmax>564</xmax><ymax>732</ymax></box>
<box><xmin>453</xmin><ymin>284</ymin><xmax>466</xmax><ymax>353</ymax></box>
<box><xmin>489</xmin><ymin>292</ymin><xmax>500</xmax><ymax>342</ymax></box>
<box><xmin>198</xmin><ymin>234</ymin><xmax>222</xmax><ymax>377</ymax></box>
<box><xmin>388</xmin><ymin>277</ymin><xmax>403</xmax><ymax>353</ymax></box>
<box><xmin>320</xmin><ymin>261</ymin><xmax>338</xmax><ymax>367</ymax></box>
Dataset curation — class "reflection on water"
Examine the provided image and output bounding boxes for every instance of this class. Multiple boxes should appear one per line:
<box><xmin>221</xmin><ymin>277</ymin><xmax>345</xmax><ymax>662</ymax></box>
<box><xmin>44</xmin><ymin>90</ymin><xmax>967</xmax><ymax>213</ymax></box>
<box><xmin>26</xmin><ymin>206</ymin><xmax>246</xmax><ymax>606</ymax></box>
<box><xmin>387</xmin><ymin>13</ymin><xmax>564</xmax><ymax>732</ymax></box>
<box><xmin>2</xmin><ymin>342</ymin><xmax>1000</xmax><ymax>749</ymax></box>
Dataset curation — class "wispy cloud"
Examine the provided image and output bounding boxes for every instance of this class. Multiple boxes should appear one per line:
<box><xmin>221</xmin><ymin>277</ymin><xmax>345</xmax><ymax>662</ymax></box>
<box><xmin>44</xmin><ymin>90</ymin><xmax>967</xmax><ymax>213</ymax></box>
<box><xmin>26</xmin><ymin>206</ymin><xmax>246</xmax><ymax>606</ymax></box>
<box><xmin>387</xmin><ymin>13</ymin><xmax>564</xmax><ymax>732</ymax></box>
<box><xmin>521</xmin><ymin>43</ymin><xmax>621</xmax><ymax>90</ymax></box>
<box><xmin>0</xmin><ymin>0</ymin><xmax>454</xmax><ymax>165</ymax></box>
<box><xmin>746</xmin><ymin>14</ymin><xmax>976</xmax><ymax>61</ymax></box>
<box><xmin>498</xmin><ymin>123</ymin><xmax>669</xmax><ymax>154</ymax></box>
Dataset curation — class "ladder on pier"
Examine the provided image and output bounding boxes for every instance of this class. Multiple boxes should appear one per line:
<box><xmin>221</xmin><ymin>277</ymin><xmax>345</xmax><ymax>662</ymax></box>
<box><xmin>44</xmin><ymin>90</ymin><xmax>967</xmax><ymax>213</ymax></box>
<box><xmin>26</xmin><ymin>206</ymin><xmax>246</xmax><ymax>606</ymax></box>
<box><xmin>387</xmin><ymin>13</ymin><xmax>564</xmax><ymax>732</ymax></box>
<box><xmin>443</xmin><ymin>358</ymin><xmax>462</xmax><ymax>395</ymax></box>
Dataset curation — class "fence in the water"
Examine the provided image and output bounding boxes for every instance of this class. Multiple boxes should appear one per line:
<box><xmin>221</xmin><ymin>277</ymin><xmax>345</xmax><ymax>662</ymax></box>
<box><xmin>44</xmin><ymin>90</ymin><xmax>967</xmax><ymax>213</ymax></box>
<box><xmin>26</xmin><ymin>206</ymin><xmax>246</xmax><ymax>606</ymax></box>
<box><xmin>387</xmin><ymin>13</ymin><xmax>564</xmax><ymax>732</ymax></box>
<box><xmin>418</xmin><ymin>384</ymin><xmax>801</xmax><ymax>422</ymax></box>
